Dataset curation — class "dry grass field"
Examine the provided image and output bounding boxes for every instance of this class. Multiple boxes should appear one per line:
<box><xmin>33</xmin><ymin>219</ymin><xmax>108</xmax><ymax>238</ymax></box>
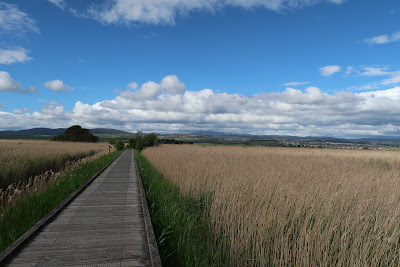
<box><xmin>143</xmin><ymin>145</ymin><xmax>400</xmax><ymax>266</ymax></box>
<box><xmin>0</xmin><ymin>140</ymin><xmax>110</xmax><ymax>212</ymax></box>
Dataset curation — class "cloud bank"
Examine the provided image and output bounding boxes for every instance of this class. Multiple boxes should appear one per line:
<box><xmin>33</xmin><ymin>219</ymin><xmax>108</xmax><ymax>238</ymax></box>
<box><xmin>2</xmin><ymin>74</ymin><xmax>400</xmax><ymax>138</ymax></box>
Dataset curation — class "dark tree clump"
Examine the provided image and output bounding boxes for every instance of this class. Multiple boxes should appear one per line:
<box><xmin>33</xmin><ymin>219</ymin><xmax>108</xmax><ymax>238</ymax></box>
<box><xmin>128</xmin><ymin>131</ymin><xmax>158</xmax><ymax>151</ymax></box>
<box><xmin>115</xmin><ymin>140</ymin><xmax>125</xmax><ymax>150</ymax></box>
<box><xmin>51</xmin><ymin>125</ymin><xmax>98</xmax><ymax>142</ymax></box>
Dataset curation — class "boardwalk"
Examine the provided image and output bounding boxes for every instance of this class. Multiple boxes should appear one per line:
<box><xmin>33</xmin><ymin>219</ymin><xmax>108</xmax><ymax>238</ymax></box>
<box><xmin>3</xmin><ymin>149</ymin><xmax>161</xmax><ymax>266</ymax></box>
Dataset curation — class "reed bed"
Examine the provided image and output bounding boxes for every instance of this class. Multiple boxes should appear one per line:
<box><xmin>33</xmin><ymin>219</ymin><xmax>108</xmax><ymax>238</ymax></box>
<box><xmin>0</xmin><ymin>140</ymin><xmax>110</xmax><ymax>214</ymax></box>
<box><xmin>142</xmin><ymin>145</ymin><xmax>400</xmax><ymax>266</ymax></box>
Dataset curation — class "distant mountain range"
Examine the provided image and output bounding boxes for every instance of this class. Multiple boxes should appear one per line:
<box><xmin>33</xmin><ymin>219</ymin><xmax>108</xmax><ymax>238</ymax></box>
<box><xmin>0</xmin><ymin>128</ymin><xmax>132</xmax><ymax>136</ymax></box>
<box><xmin>1</xmin><ymin>128</ymin><xmax>400</xmax><ymax>144</ymax></box>
<box><xmin>165</xmin><ymin>132</ymin><xmax>400</xmax><ymax>144</ymax></box>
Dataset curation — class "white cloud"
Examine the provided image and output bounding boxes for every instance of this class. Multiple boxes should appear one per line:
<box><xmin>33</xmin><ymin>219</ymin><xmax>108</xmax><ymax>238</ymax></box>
<box><xmin>86</xmin><ymin>0</ymin><xmax>344</xmax><ymax>25</ymax></box>
<box><xmin>282</xmin><ymin>81</ymin><xmax>309</xmax><ymax>86</ymax></box>
<box><xmin>0</xmin><ymin>102</ymin><xmax>5</xmax><ymax>109</ymax></box>
<box><xmin>328</xmin><ymin>0</ymin><xmax>345</xmax><ymax>3</ymax></box>
<box><xmin>357</xmin><ymin>67</ymin><xmax>400</xmax><ymax>87</ymax></box>
<box><xmin>360</xmin><ymin>67</ymin><xmax>390</xmax><ymax>77</ymax></box>
<box><xmin>126</xmin><ymin>81</ymin><xmax>162</xmax><ymax>99</ymax></box>
<box><xmin>380</xmin><ymin>72</ymin><xmax>400</xmax><ymax>86</ymax></box>
<box><xmin>127</xmin><ymin>81</ymin><xmax>138</xmax><ymax>89</ymax></box>
<box><xmin>319</xmin><ymin>65</ymin><xmax>342</xmax><ymax>76</ymax></box>
<box><xmin>43</xmin><ymin>80</ymin><xmax>73</xmax><ymax>93</ymax></box>
<box><xmin>344</xmin><ymin>66</ymin><xmax>359</xmax><ymax>76</ymax></box>
<box><xmin>161</xmin><ymin>75</ymin><xmax>186</xmax><ymax>94</ymax></box>
<box><xmin>12</xmin><ymin>108</ymin><xmax>31</xmax><ymax>114</ymax></box>
<box><xmin>358</xmin><ymin>87</ymin><xmax>400</xmax><ymax>101</ymax></box>
<box><xmin>121</xmin><ymin>75</ymin><xmax>186</xmax><ymax>99</ymax></box>
<box><xmin>4</xmin><ymin>74</ymin><xmax>400</xmax><ymax>138</ymax></box>
<box><xmin>0</xmin><ymin>71</ymin><xmax>22</xmax><ymax>92</ymax></box>
<box><xmin>0</xmin><ymin>47</ymin><xmax>31</xmax><ymax>64</ymax></box>
<box><xmin>364</xmin><ymin>31</ymin><xmax>400</xmax><ymax>45</ymax></box>
<box><xmin>0</xmin><ymin>3</ymin><xmax>39</xmax><ymax>36</ymax></box>
<box><xmin>0</xmin><ymin>71</ymin><xmax>37</xmax><ymax>93</ymax></box>
<box><xmin>48</xmin><ymin>0</ymin><xmax>66</xmax><ymax>10</ymax></box>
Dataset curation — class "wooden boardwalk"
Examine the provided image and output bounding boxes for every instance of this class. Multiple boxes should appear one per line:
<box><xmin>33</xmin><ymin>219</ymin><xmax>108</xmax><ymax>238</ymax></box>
<box><xmin>3</xmin><ymin>149</ymin><xmax>161</xmax><ymax>266</ymax></box>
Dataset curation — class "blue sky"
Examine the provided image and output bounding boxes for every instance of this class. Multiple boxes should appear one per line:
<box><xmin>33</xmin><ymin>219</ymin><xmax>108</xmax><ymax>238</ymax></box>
<box><xmin>1</xmin><ymin>0</ymin><xmax>400</xmax><ymax>137</ymax></box>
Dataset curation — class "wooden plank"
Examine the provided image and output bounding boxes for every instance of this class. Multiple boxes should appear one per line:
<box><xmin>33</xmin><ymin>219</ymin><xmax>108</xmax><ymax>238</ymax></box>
<box><xmin>2</xmin><ymin>149</ymin><xmax>161</xmax><ymax>266</ymax></box>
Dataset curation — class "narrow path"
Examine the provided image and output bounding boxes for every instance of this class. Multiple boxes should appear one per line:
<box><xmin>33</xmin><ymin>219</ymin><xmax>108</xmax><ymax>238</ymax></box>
<box><xmin>4</xmin><ymin>149</ymin><xmax>160</xmax><ymax>266</ymax></box>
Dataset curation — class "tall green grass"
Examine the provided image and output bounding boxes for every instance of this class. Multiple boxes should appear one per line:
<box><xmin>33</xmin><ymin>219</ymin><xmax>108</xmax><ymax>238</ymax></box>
<box><xmin>135</xmin><ymin>150</ymin><xmax>226</xmax><ymax>267</ymax></box>
<box><xmin>0</xmin><ymin>150</ymin><xmax>97</xmax><ymax>190</ymax></box>
<box><xmin>0</xmin><ymin>150</ymin><xmax>122</xmax><ymax>252</ymax></box>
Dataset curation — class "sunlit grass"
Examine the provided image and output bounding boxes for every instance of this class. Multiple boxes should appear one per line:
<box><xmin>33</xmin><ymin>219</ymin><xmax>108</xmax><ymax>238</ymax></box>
<box><xmin>143</xmin><ymin>145</ymin><xmax>400</xmax><ymax>266</ymax></box>
<box><xmin>0</xmin><ymin>140</ymin><xmax>110</xmax><ymax>190</ymax></box>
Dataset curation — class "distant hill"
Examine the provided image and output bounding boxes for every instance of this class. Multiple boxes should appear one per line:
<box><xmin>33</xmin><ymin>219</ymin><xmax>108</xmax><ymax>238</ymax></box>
<box><xmin>0</xmin><ymin>127</ymin><xmax>131</xmax><ymax>136</ymax></box>
<box><xmin>90</xmin><ymin>128</ymin><xmax>132</xmax><ymax>135</ymax></box>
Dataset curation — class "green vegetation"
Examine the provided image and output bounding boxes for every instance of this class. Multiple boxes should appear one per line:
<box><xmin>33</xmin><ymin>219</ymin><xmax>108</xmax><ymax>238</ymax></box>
<box><xmin>51</xmin><ymin>125</ymin><xmax>98</xmax><ymax>142</ymax></box>
<box><xmin>0</xmin><ymin>150</ymin><xmax>122</xmax><ymax>253</ymax></box>
<box><xmin>158</xmin><ymin>139</ymin><xmax>192</xmax><ymax>145</ymax></box>
<box><xmin>135</xmin><ymin>150</ymin><xmax>226</xmax><ymax>266</ymax></box>
<box><xmin>128</xmin><ymin>132</ymin><xmax>158</xmax><ymax>151</ymax></box>
<box><xmin>115</xmin><ymin>140</ymin><xmax>125</xmax><ymax>150</ymax></box>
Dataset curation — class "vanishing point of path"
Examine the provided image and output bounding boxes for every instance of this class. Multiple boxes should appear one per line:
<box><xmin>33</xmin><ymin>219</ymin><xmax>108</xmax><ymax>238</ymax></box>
<box><xmin>4</xmin><ymin>149</ymin><xmax>161</xmax><ymax>266</ymax></box>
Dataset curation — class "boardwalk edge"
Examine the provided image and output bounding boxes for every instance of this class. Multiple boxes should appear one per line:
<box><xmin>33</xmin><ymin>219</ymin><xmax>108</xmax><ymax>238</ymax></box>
<box><xmin>0</xmin><ymin>151</ymin><xmax>123</xmax><ymax>265</ymax></box>
<box><xmin>134</xmin><ymin>151</ymin><xmax>162</xmax><ymax>267</ymax></box>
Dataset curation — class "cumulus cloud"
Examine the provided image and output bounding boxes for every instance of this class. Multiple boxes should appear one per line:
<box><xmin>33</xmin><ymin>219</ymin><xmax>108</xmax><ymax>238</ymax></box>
<box><xmin>86</xmin><ymin>0</ymin><xmax>345</xmax><ymax>25</ymax></box>
<box><xmin>0</xmin><ymin>3</ymin><xmax>39</xmax><ymax>36</ymax></box>
<box><xmin>43</xmin><ymin>80</ymin><xmax>73</xmax><ymax>93</ymax></box>
<box><xmin>3</xmin><ymin>73</ymin><xmax>400</xmax><ymax>137</ymax></box>
<box><xmin>161</xmin><ymin>75</ymin><xmax>186</xmax><ymax>94</ymax></box>
<box><xmin>133</xmin><ymin>81</ymin><xmax>162</xmax><ymax>99</ymax></box>
<box><xmin>319</xmin><ymin>65</ymin><xmax>342</xmax><ymax>76</ymax></box>
<box><xmin>0</xmin><ymin>47</ymin><xmax>31</xmax><ymax>64</ymax></box>
<box><xmin>358</xmin><ymin>87</ymin><xmax>400</xmax><ymax>101</ymax></box>
<box><xmin>127</xmin><ymin>81</ymin><xmax>138</xmax><ymax>89</ymax></box>
<box><xmin>12</xmin><ymin>108</ymin><xmax>31</xmax><ymax>114</ymax></box>
<box><xmin>48</xmin><ymin>0</ymin><xmax>66</xmax><ymax>10</ymax></box>
<box><xmin>3</xmin><ymin>76</ymin><xmax>400</xmax><ymax>138</ymax></box>
<box><xmin>282</xmin><ymin>81</ymin><xmax>309</xmax><ymax>86</ymax></box>
<box><xmin>0</xmin><ymin>71</ymin><xmax>37</xmax><ymax>94</ymax></box>
<box><xmin>364</xmin><ymin>31</ymin><xmax>400</xmax><ymax>45</ymax></box>
<box><xmin>121</xmin><ymin>75</ymin><xmax>186</xmax><ymax>99</ymax></box>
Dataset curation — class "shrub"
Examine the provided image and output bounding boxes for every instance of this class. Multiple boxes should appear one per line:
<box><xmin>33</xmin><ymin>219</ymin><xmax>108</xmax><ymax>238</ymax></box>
<box><xmin>115</xmin><ymin>140</ymin><xmax>125</xmax><ymax>150</ymax></box>
<box><xmin>128</xmin><ymin>131</ymin><xmax>158</xmax><ymax>151</ymax></box>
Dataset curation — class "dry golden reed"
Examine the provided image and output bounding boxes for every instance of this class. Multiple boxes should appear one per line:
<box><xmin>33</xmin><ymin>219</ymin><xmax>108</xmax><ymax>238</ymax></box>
<box><xmin>0</xmin><ymin>140</ymin><xmax>110</xmax><ymax>213</ymax></box>
<box><xmin>143</xmin><ymin>145</ymin><xmax>400</xmax><ymax>266</ymax></box>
